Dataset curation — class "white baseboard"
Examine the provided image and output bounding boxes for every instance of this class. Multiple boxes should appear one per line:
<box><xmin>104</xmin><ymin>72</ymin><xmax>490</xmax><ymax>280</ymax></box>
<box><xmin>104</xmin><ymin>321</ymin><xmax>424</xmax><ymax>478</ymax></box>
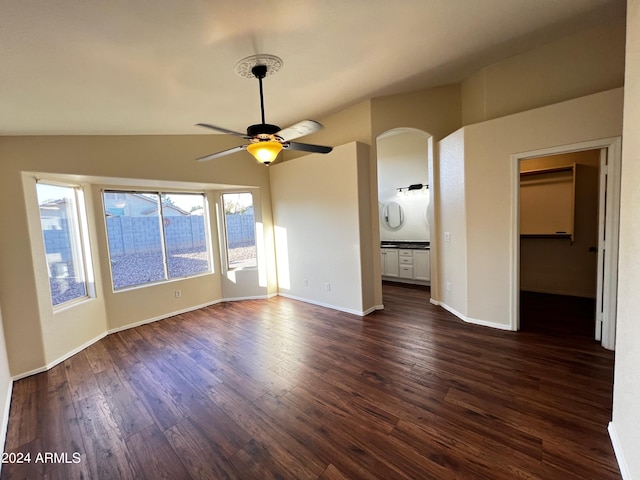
<box><xmin>277</xmin><ymin>293</ymin><xmax>382</xmax><ymax>317</ymax></box>
<box><xmin>438</xmin><ymin>302</ymin><xmax>513</xmax><ymax>331</ymax></box>
<box><xmin>223</xmin><ymin>293</ymin><xmax>277</xmax><ymax>302</ymax></box>
<box><xmin>107</xmin><ymin>299</ymin><xmax>224</xmax><ymax>334</ymax></box>
<box><xmin>608</xmin><ymin>422</ymin><xmax>632</xmax><ymax>480</ymax></box>
<box><xmin>12</xmin><ymin>331</ymin><xmax>108</xmax><ymax>381</ymax></box>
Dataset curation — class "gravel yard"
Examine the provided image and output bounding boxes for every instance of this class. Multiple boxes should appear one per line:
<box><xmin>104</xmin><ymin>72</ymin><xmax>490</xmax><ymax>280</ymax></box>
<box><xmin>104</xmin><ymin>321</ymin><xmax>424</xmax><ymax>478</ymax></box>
<box><xmin>110</xmin><ymin>246</ymin><xmax>256</xmax><ymax>289</ymax></box>
<box><xmin>49</xmin><ymin>245</ymin><xmax>259</xmax><ymax>301</ymax></box>
<box><xmin>110</xmin><ymin>248</ymin><xmax>209</xmax><ymax>289</ymax></box>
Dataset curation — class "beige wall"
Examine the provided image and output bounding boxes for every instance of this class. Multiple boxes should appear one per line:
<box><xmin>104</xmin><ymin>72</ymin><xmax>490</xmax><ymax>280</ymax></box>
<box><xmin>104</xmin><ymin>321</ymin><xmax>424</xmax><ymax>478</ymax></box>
<box><xmin>269</xmin><ymin>142</ymin><xmax>377</xmax><ymax>314</ymax></box>
<box><xmin>611</xmin><ymin>0</ymin><xmax>640</xmax><ymax>477</ymax></box>
<box><xmin>462</xmin><ymin>17</ymin><xmax>626</xmax><ymax>125</ymax></box>
<box><xmin>438</xmin><ymin>88</ymin><xmax>623</xmax><ymax>328</ymax></box>
<box><xmin>520</xmin><ymin>150</ymin><xmax>600</xmax><ymax>298</ymax></box>
<box><xmin>0</xmin><ymin>134</ymin><xmax>274</xmax><ymax>377</ymax></box>
<box><xmin>21</xmin><ymin>175</ymin><xmax>109</xmax><ymax>368</ymax></box>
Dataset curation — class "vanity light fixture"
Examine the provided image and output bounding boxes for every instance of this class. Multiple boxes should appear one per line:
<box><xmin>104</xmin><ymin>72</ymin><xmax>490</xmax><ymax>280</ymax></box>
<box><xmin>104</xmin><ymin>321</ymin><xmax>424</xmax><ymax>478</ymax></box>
<box><xmin>397</xmin><ymin>183</ymin><xmax>429</xmax><ymax>195</ymax></box>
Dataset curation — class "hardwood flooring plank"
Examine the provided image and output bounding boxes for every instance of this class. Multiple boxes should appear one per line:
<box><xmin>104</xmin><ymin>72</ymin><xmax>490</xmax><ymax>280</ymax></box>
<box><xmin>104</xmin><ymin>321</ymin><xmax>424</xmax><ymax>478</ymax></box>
<box><xmin>254</xmin><ymin>390</ymin><xmax>411</xmax><ymax>480</ymax></box>
<box><xmin>164</xmin><ymin>418</ymin><xmax>242</xmax><ymax>480</ymax></box>
<box><xmin>1</xmin><ymin>438</ymin><xmax>46</xmax><ymax>480</ymax></box>
<box><xmin>94</xmin><ymin>367</ymin><xmax>155</xmax><ymax>438</ymax></box>
<box><xmin>83</xmin><ymin>339</ymin><xmax>115</xmax><ymax>374</ymax></box>
<box><xmin>229</xmin><ymin>439</ymin><xmax>302</xmax><ymax>480</ymax></box>
<box><xmin>207</xmin><ymin>381</ymin><xmax>326</xmax><ymax>479</ymax></box>
<box><xmin>4</xmin><ymin>377</ymin><xmax>40</xmax><ymax>449</ymax></box>
<box><xmin>43</xmin><ymin>454</ymin><xmax>92</xmax><ymax>480</ymax></box>
<box><xmin>124</xmin><ymin>361</ymin><xmax>188</xmax><ymax>431</ymax></box>
<box><xmin>125</xmin><ymin>424</ymin><xmax>191</xmax><ymax>480</ymax></box>
<box><xmin>317</xmin><ymin>463</ymin><xmax>351</xmax><ymax>480</ymax></box>
<box><xmin>74</xmin><ymin>393</ymin><xmax>138</xmax><ymax>479</ymax></box>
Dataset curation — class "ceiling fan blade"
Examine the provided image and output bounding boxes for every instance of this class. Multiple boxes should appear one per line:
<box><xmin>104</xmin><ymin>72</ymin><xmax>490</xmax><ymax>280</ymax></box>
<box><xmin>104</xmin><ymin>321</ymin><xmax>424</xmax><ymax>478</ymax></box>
<box><xmin>196</xmin><ymin>145</ymin><xmax>247</xmax><ymax>162</ymax></box>
<box><xmin>196</xmin><ymin>123</ymin><xmax>249</xmax><ymax>138</ymax></box>
<box><xmin>276</xmin><ymin>120</ymin><xmax>324</xmax><ymax>141</ymax></box>
<box><xmin>285</xmin><ymin>142</ymin><xmax>333</xmax><ymax>154</ymax></box>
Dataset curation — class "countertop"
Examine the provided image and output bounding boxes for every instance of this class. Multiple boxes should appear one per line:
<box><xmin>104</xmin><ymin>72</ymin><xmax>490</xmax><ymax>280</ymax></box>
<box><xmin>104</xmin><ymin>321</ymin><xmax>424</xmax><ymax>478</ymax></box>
<box><xmin>381</xmin><ymin>241</ymin><xmax>430</xmax><ymax>250</ymax></box>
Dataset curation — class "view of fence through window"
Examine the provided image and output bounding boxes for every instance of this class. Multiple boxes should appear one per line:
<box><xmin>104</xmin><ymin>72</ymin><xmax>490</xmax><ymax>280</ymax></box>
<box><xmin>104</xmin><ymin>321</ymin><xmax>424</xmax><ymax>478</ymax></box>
<box><xmin>103</xmin><ymin>191</ymin><xmax>210</xmax><ymax>289</ymax></box>
<box><xmin>223</xmin><ymin>192</ymin><xmax>257</xmax><ymax>269</ymax></box>
<box><xmin>37</xmin><ymin>183</ymin><xmax>90</xmax><ymax>306</ymax></box>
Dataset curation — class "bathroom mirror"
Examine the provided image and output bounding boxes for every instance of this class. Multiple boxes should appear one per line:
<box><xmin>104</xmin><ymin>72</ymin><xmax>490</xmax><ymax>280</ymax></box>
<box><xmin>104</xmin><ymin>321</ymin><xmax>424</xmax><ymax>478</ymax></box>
<box><xmin>383</xmin><ymin>201</ymin><xmax>404</xmax><ymax>229</ymax></box>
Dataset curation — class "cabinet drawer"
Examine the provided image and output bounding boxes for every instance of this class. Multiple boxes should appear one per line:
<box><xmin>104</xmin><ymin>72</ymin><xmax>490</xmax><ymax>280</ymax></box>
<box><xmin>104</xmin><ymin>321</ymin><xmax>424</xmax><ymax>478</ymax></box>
<box><xmin>399</xmin><ymin>265</ymin><xmax>413</xmax><ymax>278</ymax></box>
<box><xmin>399</xmin><ymin>250</ymin><xmax>413</xmax><ymax>257</ymax></box>
<box><xmin>399</xmin><ymin>256</ymin><xmax>413</xmax><ymax>265</ymax></box>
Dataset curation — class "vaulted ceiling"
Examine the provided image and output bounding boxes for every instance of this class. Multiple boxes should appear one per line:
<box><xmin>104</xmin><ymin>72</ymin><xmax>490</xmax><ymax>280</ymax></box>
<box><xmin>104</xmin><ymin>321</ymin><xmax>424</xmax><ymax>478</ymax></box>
<box><xmin>0</xmin><ymin>0</ymin><xmax>626</xmax><ymax>135</ymax></box>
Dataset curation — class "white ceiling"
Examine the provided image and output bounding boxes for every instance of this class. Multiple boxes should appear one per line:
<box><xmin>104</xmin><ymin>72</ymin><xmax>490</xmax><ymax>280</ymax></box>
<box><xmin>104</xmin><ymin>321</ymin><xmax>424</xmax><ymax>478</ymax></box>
<box><xmin>0</xmin><ymin>0</ymin><xmax>626</xmax><ymax>136</ymax></box>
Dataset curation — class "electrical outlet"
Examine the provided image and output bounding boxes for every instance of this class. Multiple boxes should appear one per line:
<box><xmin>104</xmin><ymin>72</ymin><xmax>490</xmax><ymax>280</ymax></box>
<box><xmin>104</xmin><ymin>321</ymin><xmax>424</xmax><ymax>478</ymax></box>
<box><xmin>303</xmin><ymin>279</ymin><xmax>309</xmax><ymax>287</ymax></box>
<box><xmin>446</xmin><ymin>282</ymin><xmax>451</xmax><ymax>292</ymax></box>
<box><xmin>324</xmin><ymin>282</ymin><xmax>331</xmax><ymax>292</ymax></box>
<box><xmin>175</xmin><ymin>290</ymin><xmax>181</xmax><ymax>298</ymax></box>
<box><xmin>444</xmin><ymin>232</ymin><xmax>451</xmax><ymax>242</ymax></box>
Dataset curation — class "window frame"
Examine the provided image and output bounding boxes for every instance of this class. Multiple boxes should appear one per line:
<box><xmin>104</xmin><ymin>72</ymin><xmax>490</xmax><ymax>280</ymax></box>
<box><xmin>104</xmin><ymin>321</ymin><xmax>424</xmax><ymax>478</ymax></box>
<box><xmin>221</xmin><ymin>191</ymin><xmax>258</xmax><ymax>271</ymax></box>
<box><xmin>102</xmin><ymin>189</ymin><xmax>213</xmax><ymax>291</ymax></box>
<box><xmin>36</xmin><ymin>180</ymin><xmax>95</xmax><ymax>309</ymax></box>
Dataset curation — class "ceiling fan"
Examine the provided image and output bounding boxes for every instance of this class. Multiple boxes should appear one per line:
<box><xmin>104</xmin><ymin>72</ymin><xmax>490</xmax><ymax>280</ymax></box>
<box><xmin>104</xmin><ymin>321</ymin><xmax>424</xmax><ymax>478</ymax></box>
<box><xmin>196</xmin><ymin>55</ymin><xmax>333</xmax><ymax>166</ymax></box>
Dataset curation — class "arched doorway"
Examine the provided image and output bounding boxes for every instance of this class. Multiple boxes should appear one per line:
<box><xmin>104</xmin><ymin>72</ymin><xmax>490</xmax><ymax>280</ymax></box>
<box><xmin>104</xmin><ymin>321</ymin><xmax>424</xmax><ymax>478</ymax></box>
<box><xmin>376</xmin><ymin>128</ymin><xmax>435</xmax><ymax>301</ymax></box>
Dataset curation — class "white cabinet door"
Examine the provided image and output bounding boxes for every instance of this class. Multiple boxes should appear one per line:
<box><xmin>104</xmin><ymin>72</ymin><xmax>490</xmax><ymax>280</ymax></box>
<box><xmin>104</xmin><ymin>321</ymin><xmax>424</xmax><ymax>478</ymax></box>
<box><xmin>399</xmin><ymin>265</ymin><xmax>414</xmax><ymax>279</ymax></box>
<box><xmin>381</xmin><ymin>249</ymin><xmax>399</xmax><ymax>277</ymax></box>
<box><xmin>413</xmin><ymin>250</ymin><xmax>430</xmax><ymax>281</ymax></box>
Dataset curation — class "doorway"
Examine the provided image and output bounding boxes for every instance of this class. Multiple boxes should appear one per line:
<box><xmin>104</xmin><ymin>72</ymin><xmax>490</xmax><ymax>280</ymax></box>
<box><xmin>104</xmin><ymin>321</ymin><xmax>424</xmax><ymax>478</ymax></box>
<box><xmin>511</xmin><ymin>138</ymin><xmax>621</xmax><ymax>350</ymax></box>
<box><xmin>375</xmin><ymin>128</ymin><xmax>435</xmax><ymax>298</ymax></box>
<box><xmin>519</xmin><ymin>150</ymin><xmax>600</xmax><ymax>338</ymax></box>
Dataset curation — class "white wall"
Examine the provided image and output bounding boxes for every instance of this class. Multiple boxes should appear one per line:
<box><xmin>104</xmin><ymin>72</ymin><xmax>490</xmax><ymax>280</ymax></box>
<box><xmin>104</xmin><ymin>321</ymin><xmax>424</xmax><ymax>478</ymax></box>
<box><xmin>611</xmin><ymin>1</ymin><xmax>640</xmax><ymax>477</ymax></box>
<box><xmin>270</xmin><ymin>142</ymin><xmax>376</xmax><ymax>315</ymax></box>
<box><xmin>0</xmin><ymin>306</ymin><xmax>13</xmax><ymax>464</ymax></box>
<box><xmin>437</xmin><ymin>129</ymin><xmax>468</xmax><ymax>317</ymax></box>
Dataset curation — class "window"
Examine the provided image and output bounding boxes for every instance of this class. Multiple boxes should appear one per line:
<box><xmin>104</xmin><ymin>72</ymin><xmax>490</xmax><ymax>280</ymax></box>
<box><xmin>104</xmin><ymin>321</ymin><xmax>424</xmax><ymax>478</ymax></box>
<box><xmin>103</xmin><ymin>191</ymin><xmax>211</xmax><ymax>290</ymax></box>
<box><xmin>37</xmin><ymin>182</ymin><xmax>93</xmax><ymax>307</ymax></box>
<box><xmin>222</xmin><ymin>192</ymin><xmax>257</xmax><ymax>269</ymax></box>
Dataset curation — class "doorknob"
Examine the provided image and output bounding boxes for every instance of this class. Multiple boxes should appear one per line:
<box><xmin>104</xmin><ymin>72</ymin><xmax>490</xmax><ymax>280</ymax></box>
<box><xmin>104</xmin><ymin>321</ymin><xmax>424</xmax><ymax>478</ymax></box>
<box><xmin>589</xmin><ymin>246</ymin><xmax>597</xmax><ymax>253</ymax></box>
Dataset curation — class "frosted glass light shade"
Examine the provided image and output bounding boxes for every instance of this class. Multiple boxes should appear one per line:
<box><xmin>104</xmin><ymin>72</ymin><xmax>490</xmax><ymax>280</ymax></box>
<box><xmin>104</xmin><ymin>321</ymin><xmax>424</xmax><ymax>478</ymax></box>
<box><xmin>246</xmin><ymin>141</ymin><xmax>283</xmax><ymax>165</ymax></box>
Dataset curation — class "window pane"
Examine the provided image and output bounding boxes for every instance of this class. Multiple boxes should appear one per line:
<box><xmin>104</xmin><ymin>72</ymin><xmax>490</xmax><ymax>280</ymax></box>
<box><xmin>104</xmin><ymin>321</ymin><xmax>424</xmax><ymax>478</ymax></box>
<box><xmin>37</xmin><ymin>184</ymin><xmax>88</xmax><ymax>306</ymax></box>
<box><xmin>161</xmin><ymin>193</ymin><xmax>210</xmax><ymax>278</ymax></box>
<box><xmin>222</xmin><ymin>193</ymin><xmax>257</xmax><ymax>269</ymax></box>
<box><xmin>103</xmin><ymin>192</ymin><xmax>165</xmax><ymax>289</ymax></box>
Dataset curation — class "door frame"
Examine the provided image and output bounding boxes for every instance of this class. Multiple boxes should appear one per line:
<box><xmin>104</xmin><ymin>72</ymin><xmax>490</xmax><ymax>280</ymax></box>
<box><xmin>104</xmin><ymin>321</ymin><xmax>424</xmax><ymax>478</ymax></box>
<box><xmin>510</xmin><ymin>137</ymin><xmax>622</xmax><ymax>349</ymax></box>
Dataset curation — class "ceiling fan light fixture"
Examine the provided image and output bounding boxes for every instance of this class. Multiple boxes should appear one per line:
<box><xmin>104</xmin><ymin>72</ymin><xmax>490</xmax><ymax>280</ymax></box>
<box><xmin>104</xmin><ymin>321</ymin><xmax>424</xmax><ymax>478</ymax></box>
<box><xmin>247</xmin><ymin>141</ymin><xmax>283</xmax><ymax>165</ymax></box>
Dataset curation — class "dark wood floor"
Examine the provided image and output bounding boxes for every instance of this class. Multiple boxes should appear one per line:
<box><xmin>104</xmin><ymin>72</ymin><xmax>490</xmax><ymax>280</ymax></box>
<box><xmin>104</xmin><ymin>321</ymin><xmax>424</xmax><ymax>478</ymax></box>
<box><xmin>2</xmin><ymin>283</ymin><xmax>620</xmax><ymax>479</ymax></box>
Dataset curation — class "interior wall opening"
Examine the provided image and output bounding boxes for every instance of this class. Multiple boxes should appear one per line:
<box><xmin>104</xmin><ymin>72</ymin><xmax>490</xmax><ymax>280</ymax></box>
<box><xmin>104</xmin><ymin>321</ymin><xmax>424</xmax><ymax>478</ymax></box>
<box><xmin>514</xmin><ymin>137</ymin><xmax>622</xmax><ymax>351</ymax></box>
<box><xmin>376</xmin><ymin>128</ymin><xmax>433</xmax><ymax>301</ymax></box>
<box><xmin>519</xmin><ymin>150</ymin><xmax>601</xmax><ymax>338</ymax></box>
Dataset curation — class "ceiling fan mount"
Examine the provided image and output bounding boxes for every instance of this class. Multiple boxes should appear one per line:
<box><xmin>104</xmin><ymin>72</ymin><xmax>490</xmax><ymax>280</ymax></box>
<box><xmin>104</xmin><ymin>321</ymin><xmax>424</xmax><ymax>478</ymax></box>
<box><xmin>196</xmin><ymin>54</ymin><xmax>332</xmax><ymax>165</ymax></box>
